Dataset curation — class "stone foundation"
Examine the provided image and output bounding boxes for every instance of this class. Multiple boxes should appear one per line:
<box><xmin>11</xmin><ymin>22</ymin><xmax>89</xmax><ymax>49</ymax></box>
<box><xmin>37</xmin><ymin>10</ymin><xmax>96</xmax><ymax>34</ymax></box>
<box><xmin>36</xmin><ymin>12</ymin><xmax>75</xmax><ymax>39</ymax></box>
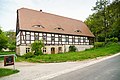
<box><xmin>16</xmin><ymin>45</ymin><xmax>93</xmax><ymax>56</ymax></box>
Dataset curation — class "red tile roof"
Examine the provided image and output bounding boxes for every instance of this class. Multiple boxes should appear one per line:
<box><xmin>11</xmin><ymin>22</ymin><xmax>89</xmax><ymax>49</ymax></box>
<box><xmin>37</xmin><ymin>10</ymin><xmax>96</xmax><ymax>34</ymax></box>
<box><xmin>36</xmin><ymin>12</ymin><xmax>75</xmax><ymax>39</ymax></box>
<box><xmin>17</xmin><ymin>8</ymin><xmax>94</xmax><ymax>37</ymax></box>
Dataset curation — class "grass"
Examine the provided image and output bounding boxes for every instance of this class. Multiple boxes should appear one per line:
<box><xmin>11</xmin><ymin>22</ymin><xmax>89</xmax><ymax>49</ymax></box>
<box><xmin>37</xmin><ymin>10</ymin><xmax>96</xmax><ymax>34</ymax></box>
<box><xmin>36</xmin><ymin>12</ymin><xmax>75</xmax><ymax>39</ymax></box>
<box><xmin>0</xmin><ymin>68</ymin><xmax>19</xmax><ymax>77</ymax></box>
<box><xmin>0</xmin><ymin>52</ymin><xmax>15</xmax><ymax>61</ymax></box>
<box><xmin>17</xmin><ymin>43</ymin><xmax>120</xmax><ymax>63</ymax></box>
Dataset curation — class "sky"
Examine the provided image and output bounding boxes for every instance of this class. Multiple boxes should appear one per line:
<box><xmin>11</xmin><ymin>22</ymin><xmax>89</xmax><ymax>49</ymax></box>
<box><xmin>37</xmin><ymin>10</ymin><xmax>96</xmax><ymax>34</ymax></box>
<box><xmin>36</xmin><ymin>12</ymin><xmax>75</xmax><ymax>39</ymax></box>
<box><xmin>0</xmin><ymin>0</ymin><xmax>97</xmax><ymax>31</ymax></box>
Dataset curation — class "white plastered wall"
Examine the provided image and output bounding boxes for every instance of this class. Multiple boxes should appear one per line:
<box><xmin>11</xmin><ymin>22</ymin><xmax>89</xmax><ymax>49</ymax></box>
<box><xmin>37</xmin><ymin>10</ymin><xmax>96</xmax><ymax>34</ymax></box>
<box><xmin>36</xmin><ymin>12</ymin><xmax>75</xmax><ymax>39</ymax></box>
<box><xmin>16</xmin><ymin>45</ymin><xmax>31</xmax><ymax>56</ymax></box>
<box><xmin>17</xmin><ymin>45</ymin><xmax>93</xmax><ymax>55</ymax></box>
<box><xmin>44</xmin><ymin>45</ymin><xmax>64</xmax><ymax>54</ymax></box>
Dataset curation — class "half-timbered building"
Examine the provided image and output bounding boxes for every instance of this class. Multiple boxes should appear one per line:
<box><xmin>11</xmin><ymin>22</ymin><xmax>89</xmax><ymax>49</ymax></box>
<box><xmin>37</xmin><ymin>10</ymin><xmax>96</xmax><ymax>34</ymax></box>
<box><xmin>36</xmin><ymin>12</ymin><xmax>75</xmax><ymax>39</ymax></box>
<box><xmin>16</xmin><ymin>8</ymin><xmax>94</xmax><ymax>55</ymax></box>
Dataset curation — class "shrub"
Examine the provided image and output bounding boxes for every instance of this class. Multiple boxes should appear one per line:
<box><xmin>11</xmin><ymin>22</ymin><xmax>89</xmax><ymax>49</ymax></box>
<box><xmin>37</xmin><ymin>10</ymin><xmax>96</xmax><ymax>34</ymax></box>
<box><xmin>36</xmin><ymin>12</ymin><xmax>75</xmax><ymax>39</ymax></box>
<box><xmin>22</xmin><ymin>52</ymin><xmax>34</xmax><ymax>59</ymax></box>
<box><xmin>31</xmin><ymin>40</ymin><xmax>44</xmax><ymax>55</ymax></box>
<box><xmin>106</xmin><ymin>37</ymin><xmax>118</xmax><ymax>43</ymax></box>
<box><xmin>94</xmin><ymin>42</ymin><xmax>105</xmax><ymax>48</ymax></box>
<box><xmin>69</xmin><ymin>45</ymin><xmax>77</xmax><ymax>52</ymax></box>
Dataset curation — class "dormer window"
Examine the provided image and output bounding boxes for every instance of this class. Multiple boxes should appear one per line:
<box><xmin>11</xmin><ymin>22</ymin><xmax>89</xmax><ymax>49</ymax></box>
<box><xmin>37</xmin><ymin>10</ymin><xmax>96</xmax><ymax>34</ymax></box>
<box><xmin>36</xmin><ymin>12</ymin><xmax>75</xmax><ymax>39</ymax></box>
<box><xmin>32</xmin><ymin>25</ymin><xmax>44</xmax><ymax>28</ymax></box>
<box><xmin>54</xmin><ymin>27</ymin><xmax>64</xmax><ymax>31</ymax></box>
<box><xmin>75</xmin><ymin>30</ymin><xmax>82</xmax><ymax>33</ymax></box>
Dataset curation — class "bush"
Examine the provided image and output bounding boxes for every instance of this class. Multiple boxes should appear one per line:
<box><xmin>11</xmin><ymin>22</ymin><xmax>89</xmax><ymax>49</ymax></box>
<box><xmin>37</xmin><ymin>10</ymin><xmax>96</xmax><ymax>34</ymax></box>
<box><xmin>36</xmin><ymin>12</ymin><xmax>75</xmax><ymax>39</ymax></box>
<box><xmin>106</xmin><ymin>37</ymin><xmax>118</xmax><ymax>43</ymax></box>
<box><xmin>22</xmin><ymin>52</ymin><xmax>34</xmax><ymax>59</ymax></box>
<box><xmin>31</xmin><ymin>40</ymin><xmax>44</xmax><ymax>55</ymax></box>
<box><xmin>34</xmin><ymin>50</ymin><xmax>43</xmax><ymax>55</ymax></box>
<box><xmin>69</xmin><ymin>45</ymin><xmax>77</xmax><ymax>52</ymax></box>
<box><xmin>94</xmin><ymin>42</ymin><xmax>105</xmax><ymax>48</ymax></box>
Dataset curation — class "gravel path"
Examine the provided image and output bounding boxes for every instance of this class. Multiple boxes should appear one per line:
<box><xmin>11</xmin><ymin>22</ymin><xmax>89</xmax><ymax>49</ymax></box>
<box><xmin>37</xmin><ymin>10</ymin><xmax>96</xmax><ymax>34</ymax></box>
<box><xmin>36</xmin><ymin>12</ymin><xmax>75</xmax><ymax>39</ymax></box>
<box><xmin>0</xmin><ymin>53</ymin><xmax>120</xmax><ymax>80</ymax></box>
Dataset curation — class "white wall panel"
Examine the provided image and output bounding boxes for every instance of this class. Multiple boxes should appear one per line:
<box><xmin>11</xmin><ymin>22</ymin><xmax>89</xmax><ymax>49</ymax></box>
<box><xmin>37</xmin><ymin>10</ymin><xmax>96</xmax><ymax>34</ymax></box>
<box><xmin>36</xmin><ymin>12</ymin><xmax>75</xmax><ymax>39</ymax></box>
<box><xmin>31</xmin><ymin>32</ymin><xmax>34</xmax><ymax>35</ymax></box>
<box><xmin>55</xmin><ymin>34</ymin><xmax>58</xmax><ymax>37</ymax></box>
<box><xmin>39</xmin><ymin>37</ymin><xmax>42</xmax><ymax>40</ymax></box>
<box><xmin>26</xmin><ymin>32</ymin><xmax>30</xmax><ymax>34</ymax></box>
<box><xmin>22</xmin><ymin>41</ymin><xmax>25</xmax><ymax>44</ymax></box>
<box><xmin>47</xmin><ymin>34</ymin><xmax>51</xmax><ymax>36</ymax></box>
<box><xmin>55</xmin><ymin>42</ymin><xmax>58</xmax><ymax>44</ymax></box>
<box><xmin>47</xmin><ymin>37</ymin><xmax>51</xmax><ymax>41</ymax></box>
<box><xmin>26</xmin><ymin>41</ymin><xmax>30</xmax><ymax>44</ymax></box>
<box><xmin>81</xmin><ymin>40</ymin><xmax>83</xmax><ymax>42</ymax></box>
<box><xmin>31</xmin><ymin>41</ymin><xmax>34</xmax><ymax>43</ymax></box>
<box><xmin>55</xmin><ymin>38</ymin><xmax>58</xmax><ymax>41</ymax></box>
<box><xmin>62</xmin><ymin>38</ymin><xmax>65</xmax><ymax>41</ymax></box>
<box><xmin>69</xmin><ymin>36</ymin><xmax>72</xmax><ymax>38</ymax></box>
<box><xmin>47</xmin><ymin>42</ymin><xmax>51</xmax><ymax>44</ymax></box>
<box><xmin>69</xmin><ymin>39</ymin><xmax>72</xmax><ymax>42</ymax></box>
<box><xmin>62</xmin><ymin>42</ymin><xmax>65</xmax><ymax>44</ymax></box>
<box><xmin>39</xmin><ymin>33</ymin><xmax>42</xmax><ymax>36</ymax></box>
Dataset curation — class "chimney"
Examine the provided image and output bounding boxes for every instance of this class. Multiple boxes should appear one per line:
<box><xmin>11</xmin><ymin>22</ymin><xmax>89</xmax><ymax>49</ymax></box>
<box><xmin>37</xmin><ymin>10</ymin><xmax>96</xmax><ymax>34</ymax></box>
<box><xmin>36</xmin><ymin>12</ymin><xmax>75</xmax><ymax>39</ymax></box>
<box><xmin>40</xmin><ymin>9</ymin><xmax>42</xmax><ymax>12</ymax></box>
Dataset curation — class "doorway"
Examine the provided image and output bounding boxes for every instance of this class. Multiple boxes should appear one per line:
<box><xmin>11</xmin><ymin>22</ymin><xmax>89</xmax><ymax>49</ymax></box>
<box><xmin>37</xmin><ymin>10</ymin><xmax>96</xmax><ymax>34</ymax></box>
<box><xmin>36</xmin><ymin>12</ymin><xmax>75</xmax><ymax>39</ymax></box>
<box><xmin>51</xmin><ymin>47</ymin><xmax>55</xmax><ymax>54</ymax></box>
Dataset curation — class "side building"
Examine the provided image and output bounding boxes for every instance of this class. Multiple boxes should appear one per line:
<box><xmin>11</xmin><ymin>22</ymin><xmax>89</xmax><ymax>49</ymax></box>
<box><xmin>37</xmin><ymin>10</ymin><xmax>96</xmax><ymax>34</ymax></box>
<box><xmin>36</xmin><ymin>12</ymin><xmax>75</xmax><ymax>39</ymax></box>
<box><xmin>16</xmin><ymin>8</ymin><xmax>94</xmax><ymax>55</ymax></box>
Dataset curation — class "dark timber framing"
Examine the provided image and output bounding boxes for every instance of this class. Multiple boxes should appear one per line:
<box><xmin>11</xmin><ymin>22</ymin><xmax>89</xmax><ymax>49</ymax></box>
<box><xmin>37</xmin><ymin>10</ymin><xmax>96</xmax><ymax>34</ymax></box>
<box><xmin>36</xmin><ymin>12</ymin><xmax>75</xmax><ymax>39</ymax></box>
<box><xmin>17</xmin><ymin>30</ymin><xmax>94</xmax><ymax>46</ymax></box>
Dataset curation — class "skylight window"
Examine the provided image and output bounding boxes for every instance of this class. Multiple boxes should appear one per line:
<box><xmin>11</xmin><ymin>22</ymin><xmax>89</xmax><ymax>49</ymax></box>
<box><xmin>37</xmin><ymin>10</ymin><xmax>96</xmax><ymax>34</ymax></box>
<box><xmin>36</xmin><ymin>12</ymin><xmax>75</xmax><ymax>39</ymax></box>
<box><xmin>32</xmin><ymin>25</ymin><xmax>44</xmax><ymax>28</ymax></box>
<box><xmin>75</xmin><ymin>30</ymin><xmax>82</xmax><ymax>33</ymax></box>
<box><xmin>54</xmin><ymin>27</ymin><xmax>64</xmax><ymax>31</ymax></box>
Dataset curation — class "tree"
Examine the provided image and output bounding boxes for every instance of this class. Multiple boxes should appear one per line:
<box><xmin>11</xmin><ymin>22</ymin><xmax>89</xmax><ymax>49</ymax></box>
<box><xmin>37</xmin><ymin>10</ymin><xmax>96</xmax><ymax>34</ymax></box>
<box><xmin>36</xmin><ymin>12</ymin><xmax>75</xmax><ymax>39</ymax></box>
<box><xmin>5</xmin><ymin>30</ymin><xmax>16</xmax><ymax>51</ymax></box>
<box><xmin>93</xmin><ymin>0</ymin><xmax>110</xmax><ymax>43</ymax></box>
<box><xmin>85</xmin><ymin>13</ymin><xmax>104</xmax><ymax>42</ymax></box>
<box><xmin>31</xmin><ymin>40</ymin><xmax>44</xmax><ymax>55</ymax></box>
<box><xmin>85</xmin><ymin>0</ymin><xmax>120</xmax><ymax>42</ymax></box>
<box><xmin>0</xmin><ymin>28</ymin><xmax>8</xmax><ymax>51</ymax></box>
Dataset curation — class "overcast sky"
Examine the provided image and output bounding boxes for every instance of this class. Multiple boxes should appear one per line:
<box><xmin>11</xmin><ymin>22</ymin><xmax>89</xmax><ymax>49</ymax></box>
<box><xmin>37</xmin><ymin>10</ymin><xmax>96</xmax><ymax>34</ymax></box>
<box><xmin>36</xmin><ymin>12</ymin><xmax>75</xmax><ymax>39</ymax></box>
<box><xmin>0</xmin><ymin>0</ymin><xmax>98</xmax><ymax>31</ymax></box>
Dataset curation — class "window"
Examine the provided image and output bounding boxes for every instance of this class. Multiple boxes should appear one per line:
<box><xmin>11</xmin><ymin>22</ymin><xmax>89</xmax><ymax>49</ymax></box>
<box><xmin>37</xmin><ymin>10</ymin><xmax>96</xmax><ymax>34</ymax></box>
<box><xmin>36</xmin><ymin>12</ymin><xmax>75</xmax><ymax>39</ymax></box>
<box><xmin>51</xmin><ymin>36</ymin><xmax>55</xmax><ymax>41</ymax></box>
<box><xmin>72</xmin><ymin>36</ymin><xmax>75</xmax><ymax>42</ymax></box>
<box><xmin>58</xmin><ymin>47</ymin><xmax>62</xmax><ymax>53</ymax></box>
<box><xmin>26</xmin><ymin>48</ymin><xmax>30</xmax><ymax>53</ymax></box>
<box><xmin>65</xmin><ymin>36</ymin><xmax>69</xmax><ymax>42</ymax></box>
<box><xmin>35</xmin><ymin>34</ymin><xmax>39</xmax><ymax>40</ymax></box>
<box><xmin>78</xmin><ymin>37</ymin><xmax>81</xmax><ymax>42</ymax></box>
<box><xmin>58</xmin><ymin>35</ymin><xmax>62</xmax><ymax>41</ymax></box>
<box><xmin>26</xmin><ymin>34</ymin><xmax>30</xmax><ymax>40</ymax></box>
<box><xmin>43</xmin><ymin>47</ymin><xmax>46</xmax><ymax>53</ymax></box>
<box><xmin>43</xmin><ymin>33</ymin><xmax>47</xmax><ymax>41</ymax></box>
<box><xmin>83</xmin><ymin>37</ymin><xmax>86</xmax><ymax>42</ymax></box>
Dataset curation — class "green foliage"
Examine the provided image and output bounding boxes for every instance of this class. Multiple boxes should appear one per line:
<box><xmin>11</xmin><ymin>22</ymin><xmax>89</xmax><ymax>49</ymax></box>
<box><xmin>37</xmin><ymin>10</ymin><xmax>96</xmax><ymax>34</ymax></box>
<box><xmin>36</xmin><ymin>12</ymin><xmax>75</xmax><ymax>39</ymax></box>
<box><xmin>16</xmin><ymin>43</ymin><xmax>120</xmax><ymax>63</ymax></box>
<box><xmin>94</xmin><ymin>42</ymin><xmax>105</xmax><ymax>48</ymax></box>
<box><xmin>0</xmin><ymin>68</ymin><xmax>19</xmax><ymax>77</ymax></box>
<box><xmin>31</xmin><ymin>40</ymin><xmax>44</xmax><ymax>55</ymax></box>
<box><xmin>8</xmin><ymin>44</ymin><xmax>16</xmax><ymax>51</ymax></box>
<box><xmin>0</xmin><ymin>28</ymin><xmax>8</xmax><ymax>51</ymax></box>
<box><xmin>22</xmin><ymin>52</ymin><xmax>34</xmax><ymax>59</ymax></box>
<box><xmin>69</xmin><ymin>45</ymin><xmax>77</xmax><ymax>52</ymax></box>
<box><xmin>85</xmin><ymin>0</ymin><xmax>120</xmax><ymax>42</ymax></box>
<box><xmin>5</xmin><ymin>30</ymin><xmax>16</xmax><ymax>51</ymax></box>
<box><xmin>106</xmin><ymin>37</ymin><xmax>118</xmax><ymax>43</ymax></box>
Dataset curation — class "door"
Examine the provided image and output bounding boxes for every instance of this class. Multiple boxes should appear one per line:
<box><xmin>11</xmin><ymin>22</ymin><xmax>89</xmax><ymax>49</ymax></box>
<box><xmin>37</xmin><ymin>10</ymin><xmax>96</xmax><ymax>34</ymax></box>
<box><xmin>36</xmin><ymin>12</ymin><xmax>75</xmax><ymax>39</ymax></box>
<box><xmin>51</xmin><ymin>47</ymin><xmax>55</xmax><ymax>54</ymax></box>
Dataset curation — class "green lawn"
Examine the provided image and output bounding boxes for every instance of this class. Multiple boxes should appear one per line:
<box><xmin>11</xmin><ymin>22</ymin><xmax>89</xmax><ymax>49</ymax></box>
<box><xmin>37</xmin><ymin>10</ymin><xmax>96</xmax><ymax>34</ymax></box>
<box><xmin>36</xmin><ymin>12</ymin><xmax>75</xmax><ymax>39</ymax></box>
<box><xmin>17</xmin><ymin>43</ymin><xmax>120</xmax><ymax>63</ymax></box>
<box><xmin>0</xmin><ymin>68</ymin><xmax>19</xmax><ymax>77</ymax></box>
